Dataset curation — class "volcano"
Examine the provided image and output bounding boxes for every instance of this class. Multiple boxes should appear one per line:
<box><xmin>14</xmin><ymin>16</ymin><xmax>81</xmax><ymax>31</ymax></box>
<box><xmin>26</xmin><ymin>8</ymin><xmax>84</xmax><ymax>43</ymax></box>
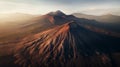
<box><xmin>14</xmin><ymin>21</ymin><xmax>120</xmax><ymax>67</ymax></box>
<box><xmin>20</xmin><ymin>10</ymin><xmax>77</xmax><ymax>34</ymax></box>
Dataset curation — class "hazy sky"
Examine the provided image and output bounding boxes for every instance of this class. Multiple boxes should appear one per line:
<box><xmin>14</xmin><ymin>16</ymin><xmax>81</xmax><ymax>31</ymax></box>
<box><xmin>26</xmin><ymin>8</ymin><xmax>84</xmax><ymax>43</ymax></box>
<box><xmin>0</xmin><ymin>0</ymin><xmax>120</xmax><ymax>15</ymax></box>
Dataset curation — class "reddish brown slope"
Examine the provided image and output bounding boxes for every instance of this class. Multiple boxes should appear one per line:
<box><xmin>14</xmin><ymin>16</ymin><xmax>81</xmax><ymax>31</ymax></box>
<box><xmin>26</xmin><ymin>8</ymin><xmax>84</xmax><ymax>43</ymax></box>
<box><xmin>14</xmin><ymin>21</ymin><xmax>120</xmax><ymax>67</ymax></box>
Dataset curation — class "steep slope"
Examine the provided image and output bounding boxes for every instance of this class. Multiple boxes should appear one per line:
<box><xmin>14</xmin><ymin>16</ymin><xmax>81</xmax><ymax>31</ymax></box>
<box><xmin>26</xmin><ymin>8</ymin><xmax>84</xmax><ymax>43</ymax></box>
<box><xmin>0</xmin><ymin>11</ymin><xmax>77</xmax><ymax>57</ymax></box>
<box><xmin>14</xmin><ymin>21</ymin><xmax>120</xmax><ymax>67</ymax></box>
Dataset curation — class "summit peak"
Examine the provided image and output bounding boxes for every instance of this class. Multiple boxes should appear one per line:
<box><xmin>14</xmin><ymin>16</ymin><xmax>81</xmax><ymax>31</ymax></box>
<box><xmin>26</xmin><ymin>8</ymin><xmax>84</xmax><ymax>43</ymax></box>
<box><xmin>48</xmin><ymin>10</ymin><xmax>66</xmax><ymax>16</ymax></box>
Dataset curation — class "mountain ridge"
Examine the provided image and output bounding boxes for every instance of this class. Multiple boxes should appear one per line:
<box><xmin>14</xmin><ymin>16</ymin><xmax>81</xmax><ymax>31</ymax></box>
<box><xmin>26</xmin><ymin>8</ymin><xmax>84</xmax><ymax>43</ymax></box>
<box><xmin>73</xmin><ymin>13</ymin><xmax>120</xmax><ymax>23</ymax></box>
<box><xmin>14</xmin><ymin>21</ymin><xmax>120</xmax><ymax>67</ymax></box>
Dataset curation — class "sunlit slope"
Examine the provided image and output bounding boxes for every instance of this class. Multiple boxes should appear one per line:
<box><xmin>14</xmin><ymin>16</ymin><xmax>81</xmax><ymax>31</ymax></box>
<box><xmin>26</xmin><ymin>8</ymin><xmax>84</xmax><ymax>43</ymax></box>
<box><xmin>15</xmin><ymin>22</ymin><xmax>120</xmax><ymax>67</ymax></box>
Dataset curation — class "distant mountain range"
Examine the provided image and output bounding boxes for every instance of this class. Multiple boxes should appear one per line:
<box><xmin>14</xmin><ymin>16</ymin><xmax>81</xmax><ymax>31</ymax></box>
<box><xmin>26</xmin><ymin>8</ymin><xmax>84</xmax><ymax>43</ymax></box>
<box><xmin>73</xmin><ymin>13</ymin><xmax>120</xmax><ymax>23</ymax></box>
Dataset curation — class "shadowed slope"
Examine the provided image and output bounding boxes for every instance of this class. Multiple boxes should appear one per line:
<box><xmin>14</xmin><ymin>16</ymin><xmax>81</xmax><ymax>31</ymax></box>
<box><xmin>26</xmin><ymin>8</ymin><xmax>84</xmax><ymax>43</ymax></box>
<box><xmin>14</xmin><ymin>21</ymin><xmax>120</xmax><ymax>67</ymax></box>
